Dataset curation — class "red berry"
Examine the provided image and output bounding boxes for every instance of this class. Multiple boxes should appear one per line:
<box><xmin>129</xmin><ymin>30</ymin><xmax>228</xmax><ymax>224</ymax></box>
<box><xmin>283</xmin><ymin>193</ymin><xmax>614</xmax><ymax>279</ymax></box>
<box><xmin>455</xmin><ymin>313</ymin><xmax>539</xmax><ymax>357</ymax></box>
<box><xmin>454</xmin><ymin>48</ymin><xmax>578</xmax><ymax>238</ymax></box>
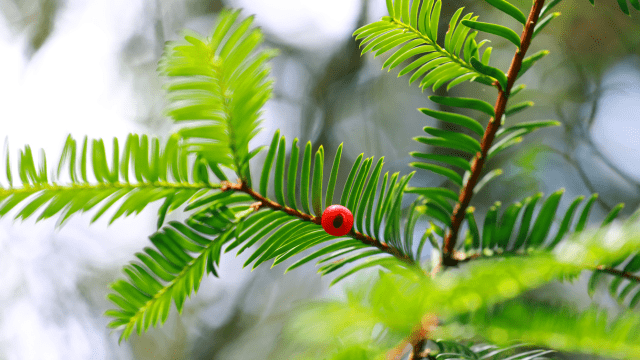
<box><xmin>321</xmin><ymin>205</ymin><xmax>354</xmax><ymax>236</ymax></box>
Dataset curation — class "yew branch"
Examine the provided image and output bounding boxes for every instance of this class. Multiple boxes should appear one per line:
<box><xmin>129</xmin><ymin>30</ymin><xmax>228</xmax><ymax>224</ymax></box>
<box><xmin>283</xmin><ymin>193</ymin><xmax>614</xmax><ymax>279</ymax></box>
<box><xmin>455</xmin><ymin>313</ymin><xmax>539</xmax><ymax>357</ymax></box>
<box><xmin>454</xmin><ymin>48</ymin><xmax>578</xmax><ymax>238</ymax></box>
<box><xmin>596</xmin><ymin>266</ymin><xmax>640</xmax><ymax>283</ymax></box>
<box><xmin>442</xmin><ymin>0</ymin><xmax>547</xmax><ymax>266</ymax></box>
<box><xmin>454</xmin><ymin>252</ymin><xmax>640</xmax><ymax>283</ymax></box>
<box><xmin>221</xmin><ymin>180</ymin><xmax>414</xmax><ymax>264</ymax></box>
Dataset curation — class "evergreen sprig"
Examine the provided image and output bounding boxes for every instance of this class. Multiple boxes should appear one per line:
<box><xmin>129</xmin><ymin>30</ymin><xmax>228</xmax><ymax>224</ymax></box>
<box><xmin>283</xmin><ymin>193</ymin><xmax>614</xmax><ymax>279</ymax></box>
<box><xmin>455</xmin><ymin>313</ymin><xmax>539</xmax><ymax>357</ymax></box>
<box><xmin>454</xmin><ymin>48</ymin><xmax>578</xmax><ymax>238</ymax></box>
<box><xmin>286</xmin><ymin>217</ymin><xmax>640</xmax><ymax>359</ymax></box>
<box><xmin>440</xmin><ymin>300</ymin><xmax>640</xmax><ymax>359</ymax></box>
<box><xmin>1</xmin><ymin>134</ymin><xmax>219</xmax><ymax>229</ymax></box>
<box><xmin>159</xmin><ymin>9</ymin><xmax>278</xmax><ymax>186</ymax></box>
<box><xmin>105</xmin><ymin>131</ymin><xmax>423</xmax><ymax>341</ymax></box>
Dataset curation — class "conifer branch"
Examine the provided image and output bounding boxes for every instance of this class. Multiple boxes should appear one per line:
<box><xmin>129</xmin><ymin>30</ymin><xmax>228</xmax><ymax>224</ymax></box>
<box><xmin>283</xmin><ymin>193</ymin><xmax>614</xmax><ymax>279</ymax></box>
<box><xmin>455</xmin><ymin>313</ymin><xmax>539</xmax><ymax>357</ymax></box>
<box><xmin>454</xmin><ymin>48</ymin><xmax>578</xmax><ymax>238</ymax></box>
<box><xmin>390</xmin><ymin>19</ymin><xmax>480</xmax><ymax>76</ymax></box>
<box><xmin>442</xmin><ymin>0</ymin><xmax>547</xmax><ymax>266</ymax></box>
<box><xmin>454</xmin><ymin>253</ymin><xmax>640</xmax><ymax>284</ymax></box>
<box><xmin>408</xmin><ymin>339</ymin><xmax>429</xmax><ymax>360</ymax></box>
<box><xmin>596</xmin><ymin>266</ymin><xmax>640</xmax><ymax>283</ymax></box>
<box><xmin>221</xmin><ymin>180</ymin><xmax>414</xmax><ymax>264</ymax></box>
<box><xmin>0</xmin><ymin>181</ymin><xmax>218</xmax><ymax>196</ymax></box>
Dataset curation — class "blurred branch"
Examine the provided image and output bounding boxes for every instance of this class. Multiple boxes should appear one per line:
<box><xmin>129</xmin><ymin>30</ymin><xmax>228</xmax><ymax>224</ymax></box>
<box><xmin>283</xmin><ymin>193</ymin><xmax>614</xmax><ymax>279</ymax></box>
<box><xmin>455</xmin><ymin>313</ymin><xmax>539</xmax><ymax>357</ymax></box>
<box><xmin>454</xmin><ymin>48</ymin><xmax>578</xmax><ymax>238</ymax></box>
<box><xmin>1</xmin><ymin>0</ymin><xmax>60</xmax><ymax>57</ymax></box>
<box><xmin>564</xmin><ymin>59</ymin><xmax>640</xmax><ymax>192</ymax></box>
<box><xmin>535</xmin><ymin>142</ymin><xmax>614</xmax><ymax>212</ymax></box>
<box><xmin>408</xmin><ymin>339</ymin><xmax>430</xmax><ymax>360</ymax></box>
<box><xmin>28</xmin><ymin>0</ymin><xmax>57</xmax><ymax>55</ymax></box>
<box><xmin>554</xmin><ymin>64</ymin><xmax>640</xmax><ymax>213</ymax></box>
<box><xmin>301</xmin><ymin>0</ymin><xmax>369</xmax><ymax>150</ymax></box>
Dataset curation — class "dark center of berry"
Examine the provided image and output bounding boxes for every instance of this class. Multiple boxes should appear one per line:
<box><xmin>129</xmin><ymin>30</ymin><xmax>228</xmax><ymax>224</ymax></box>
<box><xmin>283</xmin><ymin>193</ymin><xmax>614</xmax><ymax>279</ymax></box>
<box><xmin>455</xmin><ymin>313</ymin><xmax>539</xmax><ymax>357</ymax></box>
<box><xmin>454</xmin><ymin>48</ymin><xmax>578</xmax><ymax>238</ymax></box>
<box><xmin>332</xmin><ymin>214</ymin><xmax>344</xmax><ymax>229</ymax></box>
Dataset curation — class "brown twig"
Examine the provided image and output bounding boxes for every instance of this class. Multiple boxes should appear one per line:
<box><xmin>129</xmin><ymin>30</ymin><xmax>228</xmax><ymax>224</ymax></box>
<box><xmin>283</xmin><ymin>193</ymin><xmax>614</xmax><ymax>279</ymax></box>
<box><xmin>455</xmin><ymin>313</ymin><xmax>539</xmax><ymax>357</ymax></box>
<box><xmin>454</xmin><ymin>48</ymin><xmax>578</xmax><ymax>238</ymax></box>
<box><xmin>441</xmin><ymin>0</ymin><xmax>548</xmax><ymax>267</ymax></box>
<box><xmin>387</xmin><ymin>314</ymin><xmax>439</xmax><ymax>360</ymax></box>
<box><xmin>452</xmin><ymin>251</ymin><xmax>640</xmax><ymax>283</ymax></box>
<box><xmin>220</xmin><ymin>180</ymin><xmax>414</xmax><ymax>264</ymax></box>
<box><xmin>596</xmin><ymin>266</ymin><xmax>640</xmax><ymax>283</ymax></box>
<box><xmin>408</xmin><ymin>339</ymin><xmax>428</xmax><ymax>360</ymax></box>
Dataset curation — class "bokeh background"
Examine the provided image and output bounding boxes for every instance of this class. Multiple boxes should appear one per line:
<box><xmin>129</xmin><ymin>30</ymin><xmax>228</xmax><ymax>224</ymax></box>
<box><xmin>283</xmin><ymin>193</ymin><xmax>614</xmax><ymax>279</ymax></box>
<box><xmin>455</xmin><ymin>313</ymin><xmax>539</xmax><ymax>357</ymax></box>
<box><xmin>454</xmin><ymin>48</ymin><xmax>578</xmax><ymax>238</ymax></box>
<box><xmin>0</xmin><ymin>0</ymin><xmax>639</xmax><ymax>358</ymax></box>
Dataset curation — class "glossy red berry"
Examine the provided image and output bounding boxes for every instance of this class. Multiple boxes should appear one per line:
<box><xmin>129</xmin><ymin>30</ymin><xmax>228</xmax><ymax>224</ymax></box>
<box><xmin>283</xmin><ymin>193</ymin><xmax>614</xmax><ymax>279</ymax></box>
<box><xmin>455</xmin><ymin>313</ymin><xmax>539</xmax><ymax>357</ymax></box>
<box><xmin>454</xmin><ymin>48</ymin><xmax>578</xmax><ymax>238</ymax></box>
<box><xmin>321</xmin><ymin>205</ymin><xmax>354</xmax><ymax>236</ymax></box>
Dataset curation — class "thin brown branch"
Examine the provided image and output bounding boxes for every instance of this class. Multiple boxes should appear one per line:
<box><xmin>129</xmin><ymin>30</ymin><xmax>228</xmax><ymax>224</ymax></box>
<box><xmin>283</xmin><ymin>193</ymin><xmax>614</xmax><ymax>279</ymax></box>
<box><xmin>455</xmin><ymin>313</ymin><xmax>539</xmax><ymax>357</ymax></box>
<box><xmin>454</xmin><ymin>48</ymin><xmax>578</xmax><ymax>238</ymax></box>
<box><xmin>408</xmin><ymin>339</ymin><xmax>428</xmax><ymax>360</ymax></box>
<box><xmin>220</xmin><ymin>180</ymin><xmax>414</xmax><ymax>265</ymax></box>
<box><xmin>441</xmin><ymin>0</ymin><xmax>548</xmax><ymax>267</ymax></box>
<box><xmin>532</xmin><ymin>143</ymin><xmax>614</xmax><ymax>212</ymax></box>
<box><xmin>596</xmin><ymin>266</ymin><xmax>640</xmax><ymax>283</ymax></box>
<box><xmin>387</xmin><ymin>314</ymin><xmax>439</xmax><ymax>360</ymax></box>
<box><xmin>453</xmin><ymin>251</ymin><xmax>640</xmax><ymax>283</ymax></box>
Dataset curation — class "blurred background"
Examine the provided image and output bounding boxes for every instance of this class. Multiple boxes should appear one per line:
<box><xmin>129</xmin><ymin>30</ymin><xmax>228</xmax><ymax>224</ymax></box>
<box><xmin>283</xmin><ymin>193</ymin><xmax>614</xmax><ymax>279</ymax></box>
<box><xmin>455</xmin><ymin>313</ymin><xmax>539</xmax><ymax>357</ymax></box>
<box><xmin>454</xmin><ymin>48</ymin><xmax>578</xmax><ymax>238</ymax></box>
<box><xmin>0</xmin><ymin>0</ymin><xmax>639</xmax><ymax>358</ymax></box>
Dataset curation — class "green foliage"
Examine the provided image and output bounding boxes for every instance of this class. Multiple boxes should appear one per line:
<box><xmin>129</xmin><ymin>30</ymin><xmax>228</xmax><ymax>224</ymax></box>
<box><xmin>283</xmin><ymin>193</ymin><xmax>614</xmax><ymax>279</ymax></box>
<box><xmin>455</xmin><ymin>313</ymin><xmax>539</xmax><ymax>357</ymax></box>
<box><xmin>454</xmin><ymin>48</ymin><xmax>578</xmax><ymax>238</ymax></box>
<box><xmin>360</xmin><ymin>1</ymin><xmax>561</xmax><ymax>228</ymax></box>
<box><xmin>285</xmin><ymin>218</ymin><xmax>640</xmax><ymax>359</ymax></box>
<box><xmin>158</xmin><ymin>9</ymin><xmax>278</xmax><ymax>184</ymax></box>
<box><xmin>441</xmin><ymin>191</ymin><xmax>640</xmax><ymax>312</ymax></box>
<box><xmin>462</xmin><ymin>20</ymin><xmax>521</xmax><ymax>49</ymax></box>
<box><xmin>234</xmin><ymin>131</ymin><xmax>418</xmax><ymax>277</ymax></box>
<box><xmin>105</xmin><ymin>130</ymin><xmax>422</xmax><ymax>341</ymax></box>
<box><xmin>440</xmin><ymin>301</ymin><xmax>640</xmax><ymax>359</ymax></box>
<box><xmin>590</xmin><ymin>253</ymin><xmax>640</xmax><ymax>308</ymax></box>
<box><xmin>451</xmin><ymin>192</ymin><xmax>640</xmax><ymax>311</ymax></box>
<box><xmin>102</xmin><ymin>14</ymin><xmax>430</xmax><ymax>339</ymax></box>
<box><xmin>1</xmin><ymin>134</ymin><xmax>218</xmax><ymax>228</ymax></box>
<box><xmin>106</xmin><ymin>203</ymin><xmax>245</xmax><ymax>341</ymax></box>
<box><xmin>287</xmin><ymin>304</ymin><xmax>555</xmax><ymax>360</ymax></box>
<box><xmin>354</xmin><ymin>0</ymin><xmax>496</xmax><ymax>92</ymax></box>
<box><xmin>583</xmin><ymin>210</ymin><xmax>640</xmax><ymax>308</ymax></box>
<box><xmin>454</xmin><ymin>190</ymin><xmax>624</xmax><ymax>256</ymax></box>
<box><xmin>302</xmin><ymin>253</ymin><xmax>574</xmax><ymax>351</ymax></box>
<box><xmin>3</xmin><ymin>0</ymin><xmax>640</xmax><ymax>357</ymax></box>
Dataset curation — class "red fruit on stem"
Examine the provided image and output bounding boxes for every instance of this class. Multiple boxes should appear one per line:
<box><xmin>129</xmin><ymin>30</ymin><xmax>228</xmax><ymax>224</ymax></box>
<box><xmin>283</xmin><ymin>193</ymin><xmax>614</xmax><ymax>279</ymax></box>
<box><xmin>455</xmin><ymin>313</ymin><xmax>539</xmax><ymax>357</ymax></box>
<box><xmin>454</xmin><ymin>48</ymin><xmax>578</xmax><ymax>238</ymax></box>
<box><xmin>321</xmin><ymin>205</ymin><xmax>354</xmax><ymax>236</ymax></box>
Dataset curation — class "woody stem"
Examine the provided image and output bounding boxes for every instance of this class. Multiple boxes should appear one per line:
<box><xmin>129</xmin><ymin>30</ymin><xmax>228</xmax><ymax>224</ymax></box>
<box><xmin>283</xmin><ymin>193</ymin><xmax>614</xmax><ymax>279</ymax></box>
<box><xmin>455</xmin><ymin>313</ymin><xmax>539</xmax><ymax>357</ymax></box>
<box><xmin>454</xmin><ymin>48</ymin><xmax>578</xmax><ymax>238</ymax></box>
<box><xmin>221</xmin><ymin>181</ymin><xmax>414</xmax><ymax>265</ymax></box>
<box><xmin>441</xmin><ymin>0</ymin><xmax>547</xmax><ymax>267</ymax></box>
